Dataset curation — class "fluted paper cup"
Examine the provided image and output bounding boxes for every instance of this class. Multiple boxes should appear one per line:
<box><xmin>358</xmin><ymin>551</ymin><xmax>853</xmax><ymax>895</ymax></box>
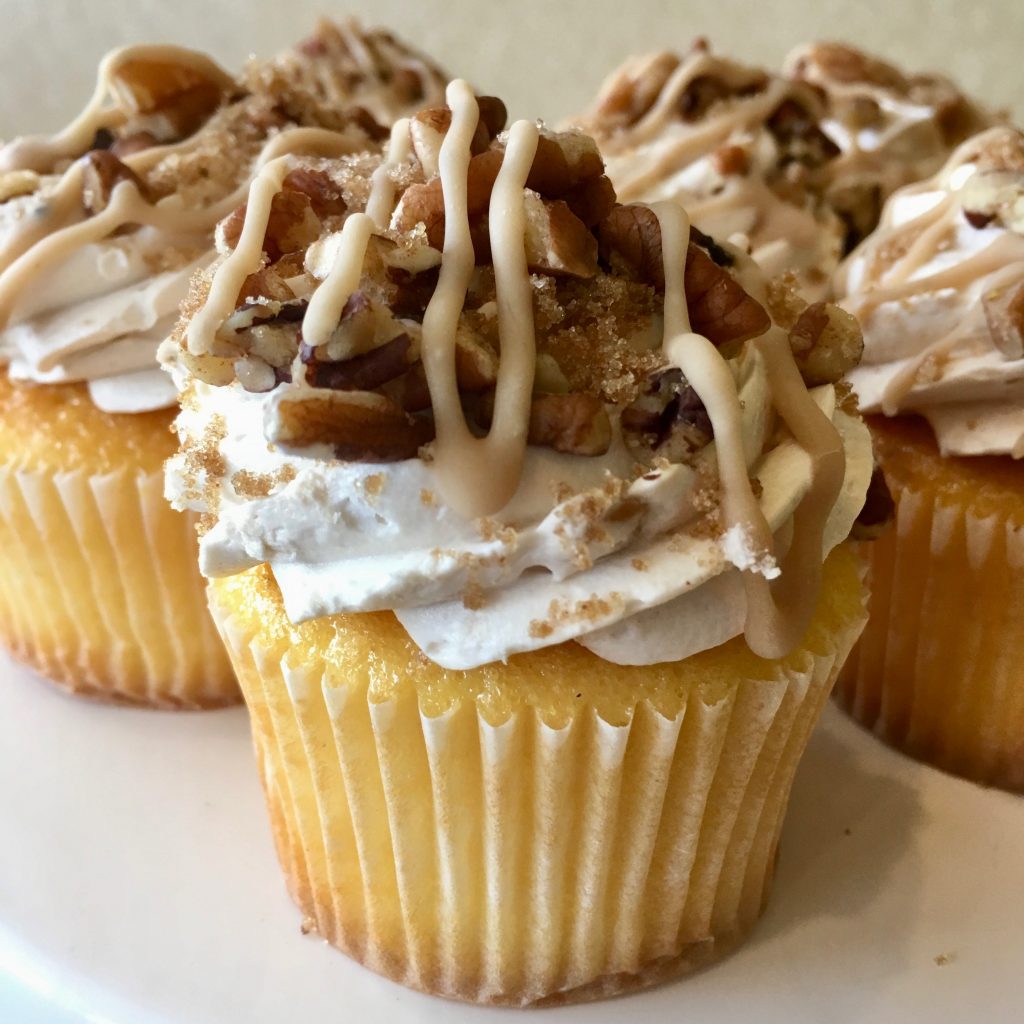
<box><xmin>837</xmin><ymin>415</ymin><xmax>1024</xmax><ymax>792</ymax></box>
<box><xmin>210</xmin><ymin>544</ymin><xmax>866</xmax><ymax>1005</ymax></box>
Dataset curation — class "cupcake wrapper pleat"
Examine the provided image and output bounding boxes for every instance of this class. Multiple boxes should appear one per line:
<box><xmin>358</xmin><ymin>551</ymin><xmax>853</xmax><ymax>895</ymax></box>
<box><xmin>213</xmin><ymin>595</ymin><xmax>863</xmax><ymax>1006</ymax></box>
<box><xmin>838</xmin><ymin>480</ymin><xmax>1024</xmax><ymax>791</ymax></box>
<box><xmin>0</xmin><ymin>463</ymin><xmax>236</xmax><ymax>707</ymax></box>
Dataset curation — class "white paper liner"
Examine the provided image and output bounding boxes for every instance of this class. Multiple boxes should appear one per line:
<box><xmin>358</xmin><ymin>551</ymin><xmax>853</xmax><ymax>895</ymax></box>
<box><xmin>213</xmin><ymin>592</ymin><xmax>865</xmax><ymax>1006</ymax></box>
<box><xmin>837</xmin><ymin>477</ymin><xmax>1024</xmax><ymax>791</ymax></box>
<box><xmin>0</xmin><ymin>463</ymin><xmax>236</xmax><ymax>707</ymax></box>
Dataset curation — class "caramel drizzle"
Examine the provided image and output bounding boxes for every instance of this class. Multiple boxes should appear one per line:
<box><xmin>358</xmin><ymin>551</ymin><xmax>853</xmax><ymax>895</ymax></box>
<box><xmin>0</xmin><ymin>44</ymin><xmax>234</xmax><ymax>174</ymax></box>
<box><xmin>653</xmin><ymin>200</ymin><xmax>845</xmax><ymax>658</ymax></box>
<box><xmin>420</xmin><ymin>83</ymin><xmax>540</xmax><ymax>516</ymax></box>
<box><xmin>0</xmin><ymin>127</ymin><xmax>358</xmax><ymax>331</ymax></box>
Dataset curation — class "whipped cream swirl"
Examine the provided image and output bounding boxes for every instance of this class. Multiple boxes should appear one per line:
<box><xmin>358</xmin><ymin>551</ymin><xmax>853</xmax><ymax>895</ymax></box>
<box><xmin>838</xmin><ymin>126</ymin><xmax>1024</xmax><ymax>458</ymax></box>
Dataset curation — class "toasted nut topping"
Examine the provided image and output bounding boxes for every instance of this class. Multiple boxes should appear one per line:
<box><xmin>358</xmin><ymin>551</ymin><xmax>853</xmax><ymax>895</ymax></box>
<box><xmin>523</xmin><ymin>194</ymin><xmax>598</xmax><ymax>279</ymax></box>
<box><xmin>303</xmin><ymin>333</ymin><xmax>414</xmax><ymax>390</ymax></box>
<box><xmin>110</xmin><ymin>58</ymin><xmax>227</xmax><ymax>138</ymax></box>
<box><xmin>81</xmin><ymin>150</ymin><xmax>152</xmax><ymax>213</ymax></box>
<box><xmin>788</xmin><ymin>302</ymin><xmax>864</xmax><ymax>385</ymax></box>
<box><xmin>712</xmin><ymin>144</ymin><xmax>750</xmax><ymax>177</ymax></box>
<box><xmin>282</xmin><ymin>167</ymin><xmax>348</xmax><ymax>218</ymax></box>
<box><xmin>597</xmin><ymin>204</ymin><xmax>769</xmax><ymax>345</ymax></box>
<box><xmin>983</xmin><ymin>279</ymin><xmax>1024</xmax><ymax>359</ymax></box>
<box><xmin>454</xmin><ymin>328</ymin><xmax>498</xmax><ymax>390</ymax></box>
<box><xmin>529</xmin><ymin>393</ymin><xmax>612</xmax><ymax>455</ymax></box>
<box><xmin>220</xmin><ymin>190</ymin><xmax>322</xmax><ymax>261</ymax></box>
<box><xmin>272</xmin><ymin>390</ymin><xmax>434</xmax><ymax>460</ymax></box>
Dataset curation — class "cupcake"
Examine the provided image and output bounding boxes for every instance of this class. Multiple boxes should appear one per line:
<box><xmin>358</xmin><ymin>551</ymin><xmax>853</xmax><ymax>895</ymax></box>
<box><xmin>0</xmin><ymin>23</ymin><xmax>446</xmax><ymax>707</ymax></box>
<box><xmin>835</xmin><ymin>126</ymin><xmax>1024</xmax><ymax>790</ymax></box>
<box><xmin>164</xmin><ymin>81</ymin><xmax>873</xmax><ymax>1002</ymax></box>
<box><xmin>784</xmin><ymin>41</ymin><xmax>997</xmax><ymax>251</ymax></box>
<box><xmin>572</xmin><ymin>39</ymin><xmax>847</xmax><ymax>297</ymax></box>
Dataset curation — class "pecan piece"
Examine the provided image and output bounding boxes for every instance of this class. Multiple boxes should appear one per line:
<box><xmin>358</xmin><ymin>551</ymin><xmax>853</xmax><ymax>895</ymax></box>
<box><xmin>282</xmin><ymin>168</ymin><xmax>347</xmax><ymax>218</ymax></box>
<box><xmin>302</xmin><ymin>333</ymin><xmax>414</xmax><ymax>391</ymax></box>
<box><xmin>766</xmin><ymin>98</ymin><xmax>839</xmax><ymax>168</ymax></box>
<box><xmin>220</xmin><ymin>190</ymin><xmax>321</xmax><ymax>262</ymax></box>
<box><xmin>622</xmin><ymin>367</ymin><xmax>712</xmax><ymax>461</ymax></box>
<box><xmin>81</xmin><ymin>150</ymin><xmax>152</xmax><ymax>213</ymax></box>
<box><xmin>524</xmin><ymin>194</ymin><xmax>598</xmax><ymax>278</ymax></box>
<box><xmin>110</xmin><ymin>57</ymin><xmax>228</xmax><ymax>139</ymax></box>
<box><xmin>529</xmin><ymin>393</ymin><xmax>611</xmax><ymax>455</ymax></box>
<box><xmin>788</xmin><ymin>302</ymin><xmax>864</xmax><ymax>385</ymax></box>
<box><xmin>271</xmin><ymin>390</ymin><xmax>434</xmax><ymax>460</ymax></box>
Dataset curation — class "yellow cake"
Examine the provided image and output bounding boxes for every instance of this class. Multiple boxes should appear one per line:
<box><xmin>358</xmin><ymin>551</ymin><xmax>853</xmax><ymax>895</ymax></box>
<box><xmin>0</xmin><ymin>23</ymin><xmax>446</xmax><ymax>706</ymax></box>
<box><xmin>837</xmin><ymin>126</ymin><xmax>1024</xmax><ymax>790</ymax></box>
<box><xmin>166</xmin><ymin>79</ymin><xmax>874</xmax><ymax>1002</ymax></box>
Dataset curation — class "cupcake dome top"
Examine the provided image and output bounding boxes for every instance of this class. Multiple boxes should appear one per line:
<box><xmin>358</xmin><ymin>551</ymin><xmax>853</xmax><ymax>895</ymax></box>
<box><xmin>838</xmin><ymin>126</ymin><xmax>1024</xmax><ymax>459</ymax></box>
<box><xmin>166</xmin><ymin>81</ymin><xmax>873</xmax><ymax>668</ymax></box>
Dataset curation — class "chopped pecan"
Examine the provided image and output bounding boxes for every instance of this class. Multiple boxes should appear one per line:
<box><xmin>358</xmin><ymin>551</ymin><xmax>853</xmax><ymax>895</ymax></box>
<box><xmin>528</xmin><ymin>393</ymin><xmax>612</xmax><ymax>455</ymax></box>
<box><xmin>272</xmin><ymin>390</ymin><xmax>434</xmax><ymax>460</ymax></box>
<box><xmin>408</xmin><ymin>97</ymin><xmax>508</xmax><ymax>177</ymax></box>
<box><xmin>766</xmin><ymin>98</ymin><xmax>839</xmax><ymax>168</ymax></box>
<box><xmin>282</xmin><ymin>168</ymin><xmax>347</xmax><ymax>218</ymax></box>
<box><xmin>983</xmin><ymin>279</ymin><xmax>1024</xmax><ymax>359</ymax></box>
<box><xmin>234</xmin><ymin>356</ymin><xmax>277</xmax><ymax>393</ymax></box>
<box><xmin>597</xmin><ymin>204</ymin><xmax>770</xmax><ymax>345</ymax></box>
<box><xmin>110</xmin><ymin>57</ymin><xmax>227</xmax><ymax>139</ymax></box>
<box><xmin>220</xmin><ymin>190</ymin><xmax>321</xmax><ymax>262</ymax></box>
<box><xmin>621</xmin><ymin>367</ymin><xmax>712</xmax><ymax>461</ymax></box>
<box><xmin>788</xmin><ymin>302</ymin><xmax>863</xmax><ymax>385</ymax></box>
<box><xmin>524</xmin><ymin>194</ymin><xmax>598</xmax><ymax>278</ymax></box>
<box><xmin>713</xmin><ymin>144</ymin><xmax>750</xmax><ymax>176</ymax></box>
<box><xmin>302</xmin><ymin>333</ymin><xmax>414</xmax><ymax>390</ymax></box>
<box><xmin>455</xmin><ymin>327</ymin><xmax>498</xmax><ymax>390</ymax></box>
<box><xmin>562</xmin><ymin>173</ymin><xmax>617</xmax><ymax>228</ymax></box>
<box><xmin>80</xmin><ymin>150</ymin><xmax>152</xmax><ymax>213</ymax></box>
<box><xmin>594</xmin><ymin>52</ymin><xmax>681</xmax><ymax>127</ymax></box>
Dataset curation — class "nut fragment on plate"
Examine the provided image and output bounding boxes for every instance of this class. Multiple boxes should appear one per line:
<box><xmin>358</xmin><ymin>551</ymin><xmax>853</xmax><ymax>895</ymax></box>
<box><xmin>788</xmin><ymin>302</ymin><xmax>863</xmax><ymax>386</ymax></box>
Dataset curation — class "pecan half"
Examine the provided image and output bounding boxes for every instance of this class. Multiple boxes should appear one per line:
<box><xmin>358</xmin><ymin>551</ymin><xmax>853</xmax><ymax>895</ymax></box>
<box><xmin>272</xmin><ymin>390</ymin><xmax>434</xmax><ymax>460</ymax></box>
<box><xmin>788</xmin><ymin>302</ymin><xmax>864</xmax><ymax>385</ymax></box>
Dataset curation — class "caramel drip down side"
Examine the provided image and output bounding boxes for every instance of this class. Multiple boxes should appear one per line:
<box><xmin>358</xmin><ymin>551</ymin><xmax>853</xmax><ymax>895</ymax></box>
<box><xmin>420</xmin><ymin>81</ymin><xmax>540</xmax><ymax>518</ymax></box>
<box><xmin>0</xmin><ymin>44</ymin><xmax>234</xmax><ymax>174</ymax></box>
<box><xmin>652</xmin><ymin>200</ymin><xmax>845</xmax><ymax>659</ymax></box>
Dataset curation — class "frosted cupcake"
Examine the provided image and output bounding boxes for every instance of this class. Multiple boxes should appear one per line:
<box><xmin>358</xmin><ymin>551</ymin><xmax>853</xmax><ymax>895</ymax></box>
<box><xmin>165</xmin><ymin>82</ymin><xmax>873</xmax><ymax>1002</ymax></box>
<box><xmin>0</xmin><ymin>23</ymin><xmax>446</xmax><ymax>707</ymax></box>
<box><xmin>835</xmin><ymin>126</ymin><xmax>1024</xmax><ymax>790</ymax></box>
<box><xmin>784</xmin><ymin>41</ymin><xmax>996</xmax><ymax>251</ymax></box>
<box><xmin>573</xmin><ymin>40</ymin><xmax>847</xmax><ymax>297</ymax></box>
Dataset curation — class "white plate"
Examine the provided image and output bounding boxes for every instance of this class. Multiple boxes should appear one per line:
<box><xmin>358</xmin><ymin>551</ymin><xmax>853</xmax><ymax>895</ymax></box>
<box><xmin>1</xmin><ymin>653</ymin><xmax>1022</xmax><ymax>1023</ymax></box>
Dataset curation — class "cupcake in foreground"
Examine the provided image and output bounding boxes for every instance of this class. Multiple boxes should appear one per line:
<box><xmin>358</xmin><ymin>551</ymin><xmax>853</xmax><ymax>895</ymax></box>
<box><xmin>572</xmin><ymin>40</ymin><xmax>848</xmax><ymax>297</ymax></box>
<box><xmin>0</xmin><ymin>22</ymin><xmax>446</xmax><ymax>707</ymax></box>
<box><xmin>165</xmin><ymin>82</ymin><xmax>873</xmax><ymax>1003</ymax></box>
<box><xmin>784</xmin><ymin>41</ymin><xmax>996</xmax><ymax>251</ymax></box>
<box><xmin>835</xmin><ymin>126</ymin><xmax>1024</xmax><ymax>791</ymax></box>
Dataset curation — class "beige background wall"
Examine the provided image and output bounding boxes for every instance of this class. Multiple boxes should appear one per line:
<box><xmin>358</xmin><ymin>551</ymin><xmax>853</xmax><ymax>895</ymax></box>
<box><xmin>1</xmin><ymin>0</ymin><xmax>1021</xmax><ymax>135</ymax></box>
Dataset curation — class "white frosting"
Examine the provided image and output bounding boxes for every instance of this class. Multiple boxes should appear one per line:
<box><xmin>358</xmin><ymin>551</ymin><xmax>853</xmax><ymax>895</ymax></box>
<box><xmin>0</xmin><ymin>192</ymin><xmax>207</xmax><ymax>413</ymax></box>
<box><xmin>839</xmin><ymin>129</ymin><xmax>1024</xmax><ymax>458</ymax></box>
<box><xmin>167</xmin><ymin>347</ymin><xmax>871</xmax><ymax>669</ymax></box>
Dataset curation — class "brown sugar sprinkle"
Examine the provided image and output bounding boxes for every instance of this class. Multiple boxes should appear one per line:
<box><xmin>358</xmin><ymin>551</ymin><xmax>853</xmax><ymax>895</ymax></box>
<box><xmin>180</xmin><ymin>413</ymin><xmax>228</xmax><ymax>510</ymax></box>
<box><xmin>461</xmin><ymin>582</ymin><xmax>487</xmax><ymax>611</ymax></box>
<box><xmin>362</xmin><ymin>473</ymin><xmax>385</xmax><ymax>496</ymax></box>
<box><xmin>631</xmin><ymin>558</ymin><xmax>649</xmax><ymax>571</ymax></box>
<box><xmin>230</xmin><ymin>465</ymin><xmax>299</xmax><ymax>498</ymax></box>
<box><xmin>420</xmin><ymin>488</ymin><xmax>437</xmax><ymax>506</ymax></box>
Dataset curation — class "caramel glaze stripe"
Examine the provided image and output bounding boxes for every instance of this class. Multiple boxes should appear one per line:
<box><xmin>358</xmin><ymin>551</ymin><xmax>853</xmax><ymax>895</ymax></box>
<box><xmin>420</xmin><ymin>81</ymin><xmax>540</xmax><ymax>518</ymax></box>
